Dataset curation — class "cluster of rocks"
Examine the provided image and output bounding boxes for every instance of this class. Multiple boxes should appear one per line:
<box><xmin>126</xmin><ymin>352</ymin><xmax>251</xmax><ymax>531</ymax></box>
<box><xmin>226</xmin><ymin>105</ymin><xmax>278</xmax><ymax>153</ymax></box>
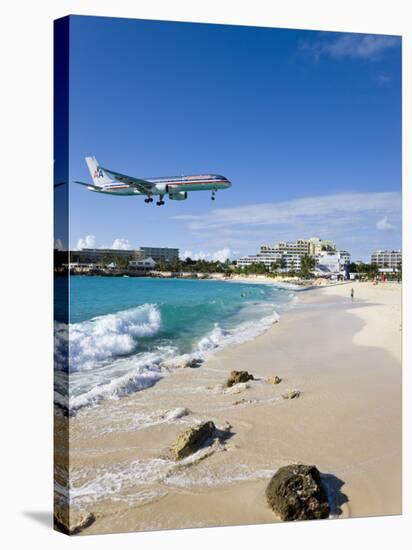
<box><xmin>58</xmin><ymin>363</ymin><xmax>330</xmax><ymax>533</ymax></box>
<box><xmin>168</xmin><ymin>420</ymin><xmax>330</xmax><ymax>522</ymax></box>
<box><xmin>225</xmin><ymin>370</ymin><xmax>302</xmax><ymax>401</ymax></box>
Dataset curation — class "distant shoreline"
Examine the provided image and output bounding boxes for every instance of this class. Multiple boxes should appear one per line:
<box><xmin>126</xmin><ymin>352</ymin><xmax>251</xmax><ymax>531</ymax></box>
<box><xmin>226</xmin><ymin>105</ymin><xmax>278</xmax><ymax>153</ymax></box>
<box><xmin>60</xmin><ymin>268</ymin><xmax>347</xmax><ymax>289</ymax></box>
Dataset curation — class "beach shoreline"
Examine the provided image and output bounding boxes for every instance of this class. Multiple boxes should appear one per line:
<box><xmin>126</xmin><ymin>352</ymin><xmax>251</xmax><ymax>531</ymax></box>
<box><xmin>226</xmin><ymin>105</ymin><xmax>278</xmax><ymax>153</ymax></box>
<box><xmin>61</xmin><ymin>280</ymin><xmax>402</xmax><ymax>534</ymax></box>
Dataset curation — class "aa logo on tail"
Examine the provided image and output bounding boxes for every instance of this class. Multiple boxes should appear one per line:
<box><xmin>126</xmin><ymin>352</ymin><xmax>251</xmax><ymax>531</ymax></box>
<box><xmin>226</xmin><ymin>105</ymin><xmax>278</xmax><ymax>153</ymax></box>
<box><xmin>94</xmin><ymin>168</ymin><xmax>104</xmax><ymax>178</ymax></box>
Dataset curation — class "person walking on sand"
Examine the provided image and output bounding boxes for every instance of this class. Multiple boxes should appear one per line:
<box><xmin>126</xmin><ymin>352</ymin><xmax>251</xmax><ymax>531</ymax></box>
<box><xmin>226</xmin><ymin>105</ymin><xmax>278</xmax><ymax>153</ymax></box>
<box><xmin>350</xmin><ymin>288</ymin><xmax>354</xmax><ymax>302</ymax></box>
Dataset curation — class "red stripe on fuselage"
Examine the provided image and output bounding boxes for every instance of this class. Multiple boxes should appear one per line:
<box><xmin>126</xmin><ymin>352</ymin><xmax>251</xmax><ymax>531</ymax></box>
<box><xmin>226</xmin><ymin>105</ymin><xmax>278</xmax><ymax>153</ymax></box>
<box><xmin>165</xmin><ymin>180</ymin><xmax>227</xmax><ymax>186</ymax></box>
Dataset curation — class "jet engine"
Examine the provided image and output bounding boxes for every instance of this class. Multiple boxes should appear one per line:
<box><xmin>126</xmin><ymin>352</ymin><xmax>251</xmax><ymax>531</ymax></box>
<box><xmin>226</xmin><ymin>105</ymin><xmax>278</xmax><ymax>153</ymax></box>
<box><xmin>168</xmin><ymin>191</ymin><xmax>188</xmax><ymax>200</ymax></box>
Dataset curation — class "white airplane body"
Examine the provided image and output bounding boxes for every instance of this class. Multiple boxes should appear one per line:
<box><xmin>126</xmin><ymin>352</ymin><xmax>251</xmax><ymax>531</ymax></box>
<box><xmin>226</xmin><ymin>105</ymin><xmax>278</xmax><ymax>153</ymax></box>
<box><xmin>75</xmin><ymin>157</ymin><xmax>231</xmax><ymax>205</ymax></box>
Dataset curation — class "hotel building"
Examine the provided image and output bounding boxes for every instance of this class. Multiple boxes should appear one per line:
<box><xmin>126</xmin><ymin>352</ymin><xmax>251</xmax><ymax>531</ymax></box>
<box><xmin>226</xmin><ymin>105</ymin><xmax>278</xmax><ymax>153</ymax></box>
<box><xmin>237</xmin><ymin>237</ymin><xmax>350</xmax><ymax>273</ymax></box>
<box><xmin>371</xmin><ymin>250</ymin><xmax>402</xmax><ymax>270</ymax></box>
<box><xmin>70</xmin><ymin>246</ymin><xmax>179</xmax><ymax>265</ymax></box>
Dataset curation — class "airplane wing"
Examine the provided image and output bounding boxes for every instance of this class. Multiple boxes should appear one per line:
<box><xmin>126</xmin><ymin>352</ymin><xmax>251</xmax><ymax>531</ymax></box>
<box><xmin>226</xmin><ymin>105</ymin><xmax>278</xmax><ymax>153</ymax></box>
<box><xmin>99</xmin><ymin>166</ymin><xmax>155</xmax><ymax>194</ymax></box>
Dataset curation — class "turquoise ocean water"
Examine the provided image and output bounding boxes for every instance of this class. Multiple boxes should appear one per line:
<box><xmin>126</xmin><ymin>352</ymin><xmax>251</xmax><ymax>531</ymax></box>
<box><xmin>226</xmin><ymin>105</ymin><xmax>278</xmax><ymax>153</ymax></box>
<box><xmin>54</xmin><ymin>277</ymin><xmax>295</xmax><ymax>413</ymax></box>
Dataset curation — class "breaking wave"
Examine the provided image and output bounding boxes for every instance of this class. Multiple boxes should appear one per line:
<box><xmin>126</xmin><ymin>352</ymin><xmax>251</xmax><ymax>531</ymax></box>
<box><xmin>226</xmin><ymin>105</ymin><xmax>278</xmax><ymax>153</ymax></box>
<box><xmin>54</xmin><ymin>297</ymin><xmax>284</xmax><ymax>414</ymax></box>
<box><xmin>55</xmin><ymin>304</ymin><xmax>161</xmax><ymax>373</ymax></box>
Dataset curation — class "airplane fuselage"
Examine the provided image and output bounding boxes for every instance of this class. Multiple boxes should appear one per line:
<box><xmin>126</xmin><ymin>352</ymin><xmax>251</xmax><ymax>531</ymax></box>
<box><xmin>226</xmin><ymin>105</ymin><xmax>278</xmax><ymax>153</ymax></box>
<box><xmin>90</xmin><ymin>174</ymin><xmax>231</xmax><ymax>196</ymax></box>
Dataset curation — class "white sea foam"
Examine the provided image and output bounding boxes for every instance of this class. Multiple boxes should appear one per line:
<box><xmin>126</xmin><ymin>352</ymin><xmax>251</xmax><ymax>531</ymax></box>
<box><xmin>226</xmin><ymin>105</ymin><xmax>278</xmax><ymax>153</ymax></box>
<box><xmin>164</xmin><ymin>463</ymin><xmax>274</xmax><ymax>488</ymax></box>
<box><xmin>196</xmin><ymin>309</ymin><xmax>280</xmax><ymax>355</ymax></box>
<box><xmin>78</xmin><ymin>406</ymin><xmax>192</xmax><ymax>437</ymax></box>
<box><xmin>54</xmin><ymin>293</ymin><xmax>290</xmax><ymax>413</ymax></box>
<box><xmin>67</xmin><ymin>349</ymin><xmax>175</xmax><ymax>412</ymax></box>
<box><xmin>67</xmin><ymin>439</ymin><xmax>225</xmax><ymax>507</ymax></box>
<box><xmin>65</xmin><ymin>449</ymin><xmax>275</xmax><ymax>507</ymax></box>
<box><xmin>69</xmin><ymin>304</ymin><xmax>161</xmax><ymax>372</ymax></box>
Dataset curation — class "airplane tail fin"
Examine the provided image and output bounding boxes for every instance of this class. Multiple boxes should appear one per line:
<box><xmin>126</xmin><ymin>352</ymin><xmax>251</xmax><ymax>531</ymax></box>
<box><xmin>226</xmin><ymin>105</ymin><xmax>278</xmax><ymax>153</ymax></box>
<box><xmin>85</xmin><ymin>156</ymin><xmax>113</xmax><ymax>187</ymax></box>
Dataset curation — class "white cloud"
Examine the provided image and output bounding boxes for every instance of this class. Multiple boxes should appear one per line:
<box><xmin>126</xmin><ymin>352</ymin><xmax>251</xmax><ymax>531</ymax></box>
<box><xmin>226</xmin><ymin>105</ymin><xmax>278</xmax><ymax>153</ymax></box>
<box><xmin>77</xmin><ymin>235</ymin><xmax>97</xmax><ymax>249</ymax></box>
<box><xmin>173</xmin><ymin>192</ymin><xmax>401</xmax><ymax>259</ymax></box>
<box><xmin>376</xmin><ymin>216</ymin><xmax>394</xmax><ymax>231</ymax></box>
<box><xmin>301</xmin><ymin>33</ymin><xmax>400</xmax><ymax>61</ymax></box>
<box><xmin>174</xmin><ymin>192</ymin><xmax>401</xmax><ymax>232</ymax></box>
<box><xmin>111</xmin><ymin>238</ymin><xmax>131</xmax><ymax>250</ymax></box>
<box><xmin>212</xmin><ymin>247</ymin><xmax>231</xmax><ymax>262</ymax></box>
<box><xmin>192</xmin><ymin>251</ymin><xmax>209</xmax><ymax>261</ymax></box>
<box><xmin>76</xmin><ymin>235</ymin><xmax>133</xmax><ymax>250</ymax></box>
<box><xmin>180</xmin><ymin>247</ymin><xmax>232</xmax><ymax>262</ymax></box>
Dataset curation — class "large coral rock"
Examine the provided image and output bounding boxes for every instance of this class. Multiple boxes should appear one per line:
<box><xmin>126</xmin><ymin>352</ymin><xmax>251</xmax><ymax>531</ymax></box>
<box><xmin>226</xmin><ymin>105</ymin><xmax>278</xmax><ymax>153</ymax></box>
<box><xmin>54</xmin><ymin>506</ymin><xmax>95</xmax><ymax>535</ymax></box>
<box><xmin>170</xmin><ymin>421</ymin><xmax>216</xmax><ymax>460</ymax></box>
<box><xmin>226</xmin><ymin>370</ymin><xmax>254</xmax><ymax>387</ymax></box>
<box><xmin>265</xmin><ymin>464</ymin><xmax>330</xmax><ymax>521</ymax></box>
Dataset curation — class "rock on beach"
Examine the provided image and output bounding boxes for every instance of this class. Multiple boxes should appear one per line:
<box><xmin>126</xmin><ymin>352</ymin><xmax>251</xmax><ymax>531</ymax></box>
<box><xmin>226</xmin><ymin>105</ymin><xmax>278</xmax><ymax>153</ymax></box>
<box><xmin>226</xmin><ymin>370</ymin><xmax>254</xmax><ymax>387</ymax></box>
<box><xmin>170</xmin><ymin>421</ymin><xmax>216</xmax><ymax>460</ymax></box>
<box><xmin>54</xmin><ymin>506</ymin><xmax>95</xmax><ymax>535</ymax></box>
<box><xmin>265</xmin><ymin>464</ymin><xmax>330</xmax><ymax>521</ymax></box>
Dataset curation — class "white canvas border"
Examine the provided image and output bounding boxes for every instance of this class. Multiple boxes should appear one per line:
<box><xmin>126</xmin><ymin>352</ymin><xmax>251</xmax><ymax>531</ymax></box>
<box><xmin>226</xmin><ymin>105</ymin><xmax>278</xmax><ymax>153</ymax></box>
<box><xmin>0</xmin><ymin>1</ymin><xmax>410</xmax><ymax>548</ymax></box>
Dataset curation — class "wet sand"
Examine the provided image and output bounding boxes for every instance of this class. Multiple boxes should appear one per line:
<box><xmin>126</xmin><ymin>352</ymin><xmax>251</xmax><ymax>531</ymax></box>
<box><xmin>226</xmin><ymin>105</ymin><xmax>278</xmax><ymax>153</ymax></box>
<box><xmin>62</xmin><ymin>281</ymin><xmax>402</xmax><ymax>534</ymax></box>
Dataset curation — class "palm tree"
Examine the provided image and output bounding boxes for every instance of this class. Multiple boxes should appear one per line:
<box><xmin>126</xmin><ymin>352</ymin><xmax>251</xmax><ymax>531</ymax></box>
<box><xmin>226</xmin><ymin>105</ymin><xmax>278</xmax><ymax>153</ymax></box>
<box><xmin>299</xmin><ymin>255</ymin><xmax>315</xmax><ymax>278</ymax></box>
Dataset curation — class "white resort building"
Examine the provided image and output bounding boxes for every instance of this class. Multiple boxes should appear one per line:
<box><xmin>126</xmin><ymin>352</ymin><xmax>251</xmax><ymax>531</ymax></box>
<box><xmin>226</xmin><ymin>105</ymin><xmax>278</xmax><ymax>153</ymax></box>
<box><xmin>316</xmin><ymin>250</ymin><xmax>350</xmax><ymax>274</ymax></box>
<box><xmin>237</xmin><ymin>237</ymin><xmax>350</xmax><ymax>274</ymax></box>
<box><xmin>371</xmin><ymin>250</ymin><xmax>402</xmax><ymax>270</ymax></box>
<box><xmin>129</xmin><ymin>257</ymin><xmax>157</xmax><ymax>271</ymax></box>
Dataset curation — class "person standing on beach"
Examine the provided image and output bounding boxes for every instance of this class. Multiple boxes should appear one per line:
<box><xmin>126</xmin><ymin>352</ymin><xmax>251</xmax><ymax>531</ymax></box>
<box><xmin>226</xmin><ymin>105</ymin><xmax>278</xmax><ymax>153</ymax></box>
<box><xmin>350</xmin><ymin>288</ymin><xmax>354</xmax><ymax>302</ymax></box>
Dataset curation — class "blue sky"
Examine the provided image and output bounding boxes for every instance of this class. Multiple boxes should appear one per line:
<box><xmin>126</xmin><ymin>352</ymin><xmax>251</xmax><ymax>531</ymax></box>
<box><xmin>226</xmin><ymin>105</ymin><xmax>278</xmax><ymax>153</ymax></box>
<box><xmin>67</xmin><ymin>16</ymin><xmax>401</xmax><ymax>261</ymax></box>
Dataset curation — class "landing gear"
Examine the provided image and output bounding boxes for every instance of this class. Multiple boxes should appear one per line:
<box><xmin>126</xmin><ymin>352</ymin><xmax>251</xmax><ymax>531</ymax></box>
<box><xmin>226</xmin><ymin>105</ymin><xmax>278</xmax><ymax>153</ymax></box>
<box><xmin>156</xmin><ymin>195</ymin><xmax>165</xmax><ymax>206</ymax></box>
<box><xmin>144</xmin><ymin>196</ymin><xmax>153</xmax><ymax>203</ymax></box>
<box><xmin>211</xmin><ymin>190</ymin><xmax>216</xmax><ymax>201</ymax></box>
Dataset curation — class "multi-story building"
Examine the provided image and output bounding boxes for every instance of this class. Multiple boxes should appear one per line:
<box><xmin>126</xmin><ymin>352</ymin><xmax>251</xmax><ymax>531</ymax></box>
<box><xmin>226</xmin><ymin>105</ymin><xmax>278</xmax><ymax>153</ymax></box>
<box><xmin>139</xmin><ymin>247</ymin><xmax>179</xmax><ymax>263</ymax></box>
<box><xmin>70</xmin><ymin>248</ymin><xmax>143</xmax><ymax>265</ymax></box>
<box><xmin>129</xmin><ymin>257</ymin><xmax>157</xmax><ymax>271</ymax></box>
<box><xmin>237</xmin><ymin>237</ymin><xmax>339</xmax><ymax>272</ymax></box>
<box><xmin>371</xmin><ymin>250</ymin><xmax>402</xmax><ymax>270</ymax></box>
<box><xmin>316</xmin><ymin>250</ymin><xmax>350</xmax><ymax>274</ymax></box>
<box><xmin>70</xmin><ymin>246</ymin><xmax>179</xmax><ymax>265</ymax></box>
<box><xmin>339</xmin><ymin>250</ymin><xmax>351</xmax><ymax>265</ymax></box>
<box><xmin>237</xmin><ymin>250</ymin><xmax>284</xmax><ymax>271</ymax></box>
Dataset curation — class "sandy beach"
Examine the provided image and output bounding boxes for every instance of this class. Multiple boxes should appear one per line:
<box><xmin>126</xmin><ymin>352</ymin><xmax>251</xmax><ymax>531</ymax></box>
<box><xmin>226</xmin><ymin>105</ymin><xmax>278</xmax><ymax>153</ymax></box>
<box><xmin>60</xmin><ymin>280</ymin><xmax>402</xmax><ymax>534</ymax></box>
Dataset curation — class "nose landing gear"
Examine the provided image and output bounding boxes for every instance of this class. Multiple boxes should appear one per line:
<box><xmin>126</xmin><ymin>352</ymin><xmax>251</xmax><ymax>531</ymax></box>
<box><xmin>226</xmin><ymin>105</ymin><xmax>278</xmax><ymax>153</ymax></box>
<box><xmin>211</xmin><ymin>190</ymin><xmax>216</xmax><ymax>201</ymax></box>
<box><xmin>144</xmin><ymin>196</ymin><xmax>153</xmax><ymax>203</ymax></box>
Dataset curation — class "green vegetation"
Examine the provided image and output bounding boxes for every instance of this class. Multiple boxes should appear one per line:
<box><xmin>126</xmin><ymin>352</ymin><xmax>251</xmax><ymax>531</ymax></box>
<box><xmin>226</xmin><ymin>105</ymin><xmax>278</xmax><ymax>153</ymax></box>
<box><xmin>232</xmin><ymin>262</ymin><xmax>268</xmax><ymax>275</ymax></box>
<box><xmin>348</xmin><ymin>262</ymin><xmax>379</xmax><ymax>279</ymax></box>
<box><xmin>155</xmin><ymin>257</ymin><xmax>232</xmax><ymax>274</ymax></box>
<box><xmin>270</xmin><ymin>258</ymin><xmax>286</xmax><ymax>275</ymax></box>
<box><xmin>299</xmin><ymin>254</ymin><xmax>316</xmax><ymax>279</ymax></box>
<box><xmin>348</xmin><ymin>262</ymin><xmax>402</xmax><ymax>281</ymax></box>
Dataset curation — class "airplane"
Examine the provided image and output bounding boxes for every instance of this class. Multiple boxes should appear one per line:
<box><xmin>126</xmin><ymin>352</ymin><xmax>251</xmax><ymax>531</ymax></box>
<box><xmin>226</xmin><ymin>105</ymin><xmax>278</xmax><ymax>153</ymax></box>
<box><xmin>75</xmin><ymin>156</ymin><xmax>232</xmax><ymax>205</ymax></box>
